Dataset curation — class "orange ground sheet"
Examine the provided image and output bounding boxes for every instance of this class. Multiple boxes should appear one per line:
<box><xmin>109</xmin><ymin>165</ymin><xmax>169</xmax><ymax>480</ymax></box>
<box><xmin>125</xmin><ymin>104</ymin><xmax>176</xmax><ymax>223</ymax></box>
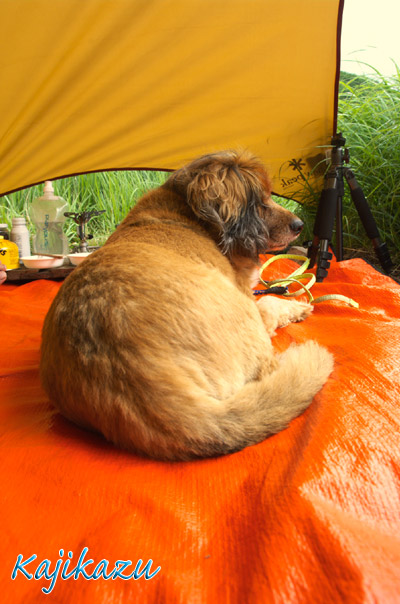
<box><xmin>1</xmin><ymin>257</ymin><xmax>400</xmax><ymax>603</ymax></box>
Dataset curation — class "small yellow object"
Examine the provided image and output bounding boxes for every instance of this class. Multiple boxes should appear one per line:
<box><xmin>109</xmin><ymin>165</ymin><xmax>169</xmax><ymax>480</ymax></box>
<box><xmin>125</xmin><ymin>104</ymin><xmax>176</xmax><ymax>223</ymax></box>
<box><xmin>0</xmin><ymin>236</ymin><xmax>20</xmax><ymax>269</ymax></box>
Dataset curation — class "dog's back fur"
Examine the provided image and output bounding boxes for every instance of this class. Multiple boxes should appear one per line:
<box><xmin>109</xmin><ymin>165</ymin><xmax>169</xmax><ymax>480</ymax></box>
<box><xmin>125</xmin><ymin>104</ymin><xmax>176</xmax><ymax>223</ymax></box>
<box><xmin>40</xmin><ymin>150</ymin><xmax>333</xmax><ymax>460</ymax></box>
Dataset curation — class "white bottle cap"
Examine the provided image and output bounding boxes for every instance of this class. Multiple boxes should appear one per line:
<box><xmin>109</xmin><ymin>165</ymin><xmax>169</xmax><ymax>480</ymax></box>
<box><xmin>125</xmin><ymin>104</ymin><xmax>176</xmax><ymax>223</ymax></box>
<box><xmin>44</xmin><ymin>181</ymin><xmax>55</xmax><ymax>195</ymax></box>
<box><xmin>39</xmin><ymin>180</ymin><xmax>63</xmax><ymax>201</ymax></box>
<box><xmin>42</xmin><ymin>180</ymin><xmax>56</xmax><ymax>199</ymax></box>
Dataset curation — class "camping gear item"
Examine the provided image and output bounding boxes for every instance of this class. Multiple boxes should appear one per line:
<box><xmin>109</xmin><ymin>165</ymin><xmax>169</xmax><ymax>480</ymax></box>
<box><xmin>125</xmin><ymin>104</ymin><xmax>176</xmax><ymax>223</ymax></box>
<box><xmin>20</xmin><ymin>255</ymin><xmax>65</xmax><ymax>269</ymax></box>
<box><xmin>64</xmin><ymin>210</ymin><xmax>105</xmax><ymax>252</ymax></box>
<box><xmin>29</xmin><ymin>181</ymin><xmax>69</xmax><ymax>255</ymax></box>
<box><xmin>0</xmin><ymin>224</ymin><xmax>10</xmax><ymax>240</ymax></box>
<box><xmin>67</xmin><ymin>252</ymin><xmax>92</xmax><ymax>266</ymax></box>
<box><xmin>10</xmin><ymin>217</ymin><xmax>30</xmax><ymax>258</ymax></box>
<box><xmin>0</xmin><ymin>236</ymin><xmax>19</xmax><ymax>269</ymax></box>
<box><xmin>307</xmin><ymin>134</ymin><xmax>393</xmax><ymax>281</ymax></box>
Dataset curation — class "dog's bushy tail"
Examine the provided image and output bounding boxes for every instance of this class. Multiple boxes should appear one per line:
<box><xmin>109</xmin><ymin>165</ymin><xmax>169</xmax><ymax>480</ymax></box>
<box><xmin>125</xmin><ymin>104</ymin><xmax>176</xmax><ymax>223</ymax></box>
<box><xmin>115</xmin><ymin>340</ymin><xmax>334</xmax><ymax>460</ymax></box>
<box><xmin>211</xmin><ymin>341</ymin><xmax>333</xmax><ymax>455</ymax></box>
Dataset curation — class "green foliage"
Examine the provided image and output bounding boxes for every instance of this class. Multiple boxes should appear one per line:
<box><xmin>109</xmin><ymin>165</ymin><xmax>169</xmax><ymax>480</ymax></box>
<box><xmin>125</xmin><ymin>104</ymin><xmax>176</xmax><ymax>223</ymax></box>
<box><xmin>337</xmin><ymin>69</ymin><xmax>400</xmax><ymax>256</ymax></box>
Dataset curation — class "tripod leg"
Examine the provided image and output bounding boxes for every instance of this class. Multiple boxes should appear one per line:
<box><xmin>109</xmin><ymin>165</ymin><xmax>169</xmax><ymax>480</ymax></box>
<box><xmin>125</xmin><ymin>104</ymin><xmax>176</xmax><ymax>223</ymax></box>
<box><xmin>335</xmin><ymin>194</ymin><xmax>343</xmax><ymax>261</ymax></box>
<box><xmin>344</xmin><ymin>169</ymin><xmax>393</xmax><ymax>273</ymax></box>
<box><xmin>308</xmin><ymin>171</ymin><xmax>338</xmax><ymax>281</ymax></box>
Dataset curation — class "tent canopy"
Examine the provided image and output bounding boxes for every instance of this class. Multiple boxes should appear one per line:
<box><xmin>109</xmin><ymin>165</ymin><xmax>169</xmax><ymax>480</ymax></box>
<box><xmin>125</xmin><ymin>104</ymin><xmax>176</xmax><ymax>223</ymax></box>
<box><xmin>0</xmin><ymin>0</ymin><xmax>343</xmax><ymax>199</ymax></box>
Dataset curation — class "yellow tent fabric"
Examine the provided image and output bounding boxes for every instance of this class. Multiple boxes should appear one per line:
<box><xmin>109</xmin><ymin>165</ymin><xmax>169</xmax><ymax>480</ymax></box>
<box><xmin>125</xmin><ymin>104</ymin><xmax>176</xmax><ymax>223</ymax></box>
<box><xmin>0</xmin><ymin>0</ymin><xmax>343</xmax><ymax>199</ymax></box>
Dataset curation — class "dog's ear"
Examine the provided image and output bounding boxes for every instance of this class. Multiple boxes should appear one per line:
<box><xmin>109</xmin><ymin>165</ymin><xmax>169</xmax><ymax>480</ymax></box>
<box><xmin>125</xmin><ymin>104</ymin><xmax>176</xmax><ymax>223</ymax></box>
<box><xmin>181</xmin><ymin>151</ymin><xmax>272</xmax><ymax>259</ymax></box>
<box><xmin>218</xmin><ymin>185</ymin><xmax>270</xmax><ymax>260</ymax></box>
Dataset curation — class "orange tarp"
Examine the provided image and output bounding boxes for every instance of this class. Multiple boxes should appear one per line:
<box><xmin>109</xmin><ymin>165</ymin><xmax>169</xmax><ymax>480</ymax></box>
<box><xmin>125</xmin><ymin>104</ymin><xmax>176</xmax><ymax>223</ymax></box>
<box><xmin>1</xmin><ymin>257</ymin><xmax>400</xmax><ymax>602</ymax></box>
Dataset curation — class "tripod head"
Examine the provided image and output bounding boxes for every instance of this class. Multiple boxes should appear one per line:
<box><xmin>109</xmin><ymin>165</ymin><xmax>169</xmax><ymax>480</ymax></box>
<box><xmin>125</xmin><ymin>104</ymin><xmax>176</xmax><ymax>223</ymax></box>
<box><xmin>329</xmin><ymin>133</ymin><xmax>349</xmax><ymax>168</ymax></box>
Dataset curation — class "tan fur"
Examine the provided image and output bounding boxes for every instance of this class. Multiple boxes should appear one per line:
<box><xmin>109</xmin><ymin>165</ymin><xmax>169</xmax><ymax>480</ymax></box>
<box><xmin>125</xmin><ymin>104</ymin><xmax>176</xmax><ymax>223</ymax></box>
<box><xmin>40</xmin><ymin>150</ymin><xmax>333</xmax><ymax>460</ymax></box>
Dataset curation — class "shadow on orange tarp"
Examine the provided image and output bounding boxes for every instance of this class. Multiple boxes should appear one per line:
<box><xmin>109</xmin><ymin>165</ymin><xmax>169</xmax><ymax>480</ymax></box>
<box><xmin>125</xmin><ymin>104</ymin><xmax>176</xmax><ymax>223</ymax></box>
<box><xmin>1</xmin><ymin>257</ymin><xmax>400</xmax><ymax>603</ymax></box>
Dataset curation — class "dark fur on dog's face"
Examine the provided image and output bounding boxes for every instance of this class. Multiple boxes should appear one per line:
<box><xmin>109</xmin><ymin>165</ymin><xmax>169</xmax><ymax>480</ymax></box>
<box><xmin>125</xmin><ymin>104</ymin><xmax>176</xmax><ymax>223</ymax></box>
<box><xmin>167</xmin><ymin>149</ymin><xmax>301</xmax><ymax>260</ymax></box>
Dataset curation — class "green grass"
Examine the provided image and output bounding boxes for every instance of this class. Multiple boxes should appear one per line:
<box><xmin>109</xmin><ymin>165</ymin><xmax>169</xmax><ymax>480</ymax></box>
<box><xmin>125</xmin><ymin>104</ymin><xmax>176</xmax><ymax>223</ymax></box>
<box><xmin>1</xmin><ymin>67</ymin><xmax>399</xmax><ymax>274</ymax></box>
<box><xmin>1</xmin><ymin>171</ymin><xmax>168</xmax><ymax>249</ymax></box>
<box><xmin>337</xmin><ymin>68</ymin><xmax>400</xmax><ymax>258</ymax></box>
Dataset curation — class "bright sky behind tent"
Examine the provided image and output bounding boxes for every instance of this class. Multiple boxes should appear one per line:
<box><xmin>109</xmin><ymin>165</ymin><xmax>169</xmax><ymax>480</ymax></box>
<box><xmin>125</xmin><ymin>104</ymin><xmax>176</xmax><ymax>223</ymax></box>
<box><xmin>341</xmin><ymin>0</ymin><xmax>400</xmax><ymax>75</ymax></box>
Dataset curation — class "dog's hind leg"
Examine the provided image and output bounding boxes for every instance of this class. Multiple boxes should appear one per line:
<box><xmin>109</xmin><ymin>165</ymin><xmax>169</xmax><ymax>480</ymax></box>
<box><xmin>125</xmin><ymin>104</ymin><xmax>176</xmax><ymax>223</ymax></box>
<box><xmin>256</xmin><ymin>295</ymin><xmax>313</xmax><ymax>335</ymax></box>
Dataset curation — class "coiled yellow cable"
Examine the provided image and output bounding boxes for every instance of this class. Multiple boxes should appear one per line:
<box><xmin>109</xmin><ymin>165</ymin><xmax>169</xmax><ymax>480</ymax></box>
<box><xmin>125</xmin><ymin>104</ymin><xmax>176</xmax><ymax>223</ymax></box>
<box><xmin>259</xmin><ymin>254</ymin><xmax>359</xmax><ymax>308</ymax></box>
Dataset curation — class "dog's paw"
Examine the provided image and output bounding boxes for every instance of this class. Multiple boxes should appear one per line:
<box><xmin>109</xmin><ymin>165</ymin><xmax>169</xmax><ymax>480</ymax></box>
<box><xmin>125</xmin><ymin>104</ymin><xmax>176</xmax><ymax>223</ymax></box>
<box><xmin>257</xmin><ymin>296</ymin><xmax>313</xmax><ymax>334</ymax></box>
<box><xmin>275</xmin><ymin>300</ymin><xmax>312</xmax><ymax>328</ymax></box>
<box><xmin>287</xmin><ymin>299</ymin><xmax>313</xmax><ymax>323</ymax></box>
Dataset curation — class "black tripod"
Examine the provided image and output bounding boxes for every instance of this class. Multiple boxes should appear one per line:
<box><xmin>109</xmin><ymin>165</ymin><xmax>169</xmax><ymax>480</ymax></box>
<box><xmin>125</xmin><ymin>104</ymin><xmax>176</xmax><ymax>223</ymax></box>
<box><xmin>307</xmin><ymin>133</ymin><xmax>393</xmax><ymax>282</ymax></box>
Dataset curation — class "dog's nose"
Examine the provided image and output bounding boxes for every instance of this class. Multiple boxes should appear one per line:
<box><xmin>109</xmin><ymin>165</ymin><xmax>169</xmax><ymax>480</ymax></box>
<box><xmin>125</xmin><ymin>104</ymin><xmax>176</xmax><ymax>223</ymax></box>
<box><xmin>290</xmin><ymin>218</ymin><xmax>304</xmax><ymax>234</ymax></box>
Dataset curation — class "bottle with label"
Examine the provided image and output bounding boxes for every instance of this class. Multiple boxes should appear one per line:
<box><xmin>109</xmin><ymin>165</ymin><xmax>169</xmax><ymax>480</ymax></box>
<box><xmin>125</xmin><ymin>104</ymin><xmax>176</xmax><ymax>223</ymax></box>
<box><xmin>0</xmin><ymin>236</ymin><xmax>20</xmax><ymax>269</ymax></box>
<box><xmin>10</xmin><ymin>217</ymin><xmax>31</xmax><ymax>258</ymax></box>
<box><xmin>0</xmin><ymin>224</ymin><xmax>10</xmax><ymax>240</ymax></box>
<box><xmin>29</xmin><ymin>181</ymin><xmax>69</xmax><ymax>255</ymax></box>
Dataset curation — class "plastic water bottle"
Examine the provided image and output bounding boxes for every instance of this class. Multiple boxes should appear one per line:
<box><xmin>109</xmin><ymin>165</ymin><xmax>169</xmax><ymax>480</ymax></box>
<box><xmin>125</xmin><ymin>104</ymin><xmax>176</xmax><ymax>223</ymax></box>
<box><xmin>29</xmin><ymin>181</ymin><xmax>69</xmax><ymax>255</ymax></box>
<box><xmin>10</xmin><ymin>217</ymin><xmax>31</xmax><ymax>258</ymax></box>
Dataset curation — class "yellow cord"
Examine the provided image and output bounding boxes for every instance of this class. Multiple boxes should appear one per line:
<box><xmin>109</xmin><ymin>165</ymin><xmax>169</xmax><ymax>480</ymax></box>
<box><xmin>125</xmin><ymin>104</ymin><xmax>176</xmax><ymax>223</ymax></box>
<box><xmin>259</xmin><ymin>254</ymin><xmax>359</xmax><ymax>308</ymax></box>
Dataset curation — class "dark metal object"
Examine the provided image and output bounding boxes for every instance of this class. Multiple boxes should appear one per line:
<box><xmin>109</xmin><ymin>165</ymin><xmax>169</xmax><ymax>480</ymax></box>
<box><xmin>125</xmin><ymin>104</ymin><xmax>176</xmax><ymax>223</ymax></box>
<box><xmin>307</xmin><ymin>133</ymin><xmax>393</xmax><ymax>282</ymax></box>
<box><xmin>253</xmin><ymin>286</ymin><xmax>289</xmax><ymax>296</ymax></box>
<box><xmin>64</xmin><ymin>210</ymin><xmax>106</xmax><ymax>252</ymax></box>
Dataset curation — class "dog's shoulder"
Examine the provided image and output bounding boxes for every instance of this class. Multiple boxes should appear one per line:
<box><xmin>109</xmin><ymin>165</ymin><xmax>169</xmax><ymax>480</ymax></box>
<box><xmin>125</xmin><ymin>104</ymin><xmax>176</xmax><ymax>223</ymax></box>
<box><xmin>106</xmin><ymin>185</ymin><xmax>195</xmax><ymax>242</ymax></box>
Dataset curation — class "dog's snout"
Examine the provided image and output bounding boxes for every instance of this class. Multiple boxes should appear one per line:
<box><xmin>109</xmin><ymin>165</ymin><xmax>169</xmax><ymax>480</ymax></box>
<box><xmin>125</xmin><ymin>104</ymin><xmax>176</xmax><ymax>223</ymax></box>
<box><xmin>290</xmin><ymin>218</ymin><xmax>304</xmax><ymax>234</ymax></box>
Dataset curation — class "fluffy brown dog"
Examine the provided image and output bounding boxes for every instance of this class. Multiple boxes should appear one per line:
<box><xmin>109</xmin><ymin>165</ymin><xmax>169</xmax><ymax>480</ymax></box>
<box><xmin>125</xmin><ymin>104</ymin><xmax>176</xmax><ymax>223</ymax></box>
<box><xmin>40</xmin><ymin>150</ymin><xmax>333</xmax><ymax>460</ymax></box>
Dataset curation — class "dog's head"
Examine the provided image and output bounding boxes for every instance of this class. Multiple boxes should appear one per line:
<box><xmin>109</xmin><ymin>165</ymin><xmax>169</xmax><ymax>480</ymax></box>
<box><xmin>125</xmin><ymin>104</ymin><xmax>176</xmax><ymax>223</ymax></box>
<box><xmin>167</xmin><ymin>149</ymin><xmax>303</xmax><ymax>260</ymax></box>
